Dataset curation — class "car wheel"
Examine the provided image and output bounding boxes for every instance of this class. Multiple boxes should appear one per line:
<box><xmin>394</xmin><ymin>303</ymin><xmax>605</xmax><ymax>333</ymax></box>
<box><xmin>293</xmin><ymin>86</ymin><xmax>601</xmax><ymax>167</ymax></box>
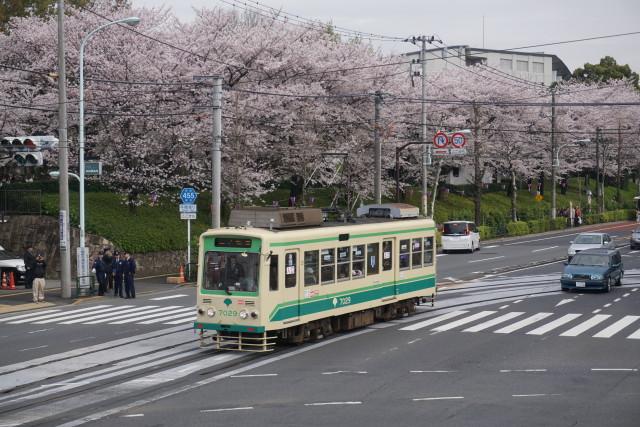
<box><xmin>606</xmin><ymin>277</ymin><xmax>613</xmax><ymax>293</ymax></box>
<box><xmin>617</xmin><ymin>272</ymin><xmax>623</xmax><ymax>286</ymax></box>
<box><xmin>469</xmin><ymin>243</ymin><xmax>474</xmax><ymax>254</ymax></box>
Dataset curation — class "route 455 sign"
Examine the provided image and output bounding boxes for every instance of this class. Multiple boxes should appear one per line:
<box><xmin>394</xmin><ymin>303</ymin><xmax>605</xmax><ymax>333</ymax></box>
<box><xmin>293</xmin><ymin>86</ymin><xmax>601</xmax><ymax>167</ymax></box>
<box><xmin>180</xmin><ymin>187</ymin><xmax>197</xmax><ymax>204</ymax></box>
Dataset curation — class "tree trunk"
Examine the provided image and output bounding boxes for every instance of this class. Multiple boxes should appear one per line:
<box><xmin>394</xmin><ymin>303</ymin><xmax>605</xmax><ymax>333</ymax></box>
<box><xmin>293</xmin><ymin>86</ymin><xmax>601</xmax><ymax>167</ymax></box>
<box><xmin>510</xmin><ymin>169</ymin><xmax>518</xmax><ymax>222</ymax></box>
<box><xmin>430</xmin><ymin>160</ymin><xmax>442</xmax><ymax>220</ymax></box>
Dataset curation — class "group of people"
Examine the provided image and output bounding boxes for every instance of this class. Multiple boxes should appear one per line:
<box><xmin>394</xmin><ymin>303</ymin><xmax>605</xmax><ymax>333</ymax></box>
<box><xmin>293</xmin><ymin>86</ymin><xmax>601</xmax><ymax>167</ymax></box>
<box><xmin>23</xmin><ymin>245</ymin><xmax>47</xmax><ymax>303</ymax></box>
<box><xmin>92</xmin><ymin>248</ymin><xmax>137</xmax><ymax>298</ymax></box>
<box><xmin>558</xmin><ymin>206</ymin><xmax>583</xmax><ymax>226</ymax></box>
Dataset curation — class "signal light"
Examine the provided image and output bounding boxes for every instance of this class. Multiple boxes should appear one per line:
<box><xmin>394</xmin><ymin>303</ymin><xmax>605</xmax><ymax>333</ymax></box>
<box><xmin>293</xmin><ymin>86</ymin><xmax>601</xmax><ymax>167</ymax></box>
<box><xmin>13</xmin><ymin>151</ymin><xmax>43</xmax><ymax>166</ymax></box>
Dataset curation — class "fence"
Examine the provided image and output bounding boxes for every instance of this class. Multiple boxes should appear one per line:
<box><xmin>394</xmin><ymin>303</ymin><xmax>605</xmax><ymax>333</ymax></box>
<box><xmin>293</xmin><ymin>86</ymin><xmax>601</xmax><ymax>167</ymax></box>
<box><xmin>0</xmin><ymin>189</ymin><xmax>41</xmax><ymax>216</ymax></box>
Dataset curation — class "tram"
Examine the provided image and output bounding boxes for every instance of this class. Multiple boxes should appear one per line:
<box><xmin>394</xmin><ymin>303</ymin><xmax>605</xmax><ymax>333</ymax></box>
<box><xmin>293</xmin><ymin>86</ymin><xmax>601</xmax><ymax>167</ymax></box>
<box><xmin>194</xmin><ymin>205</ymin><xmax>436</xmax><ymax>351</ymax></box>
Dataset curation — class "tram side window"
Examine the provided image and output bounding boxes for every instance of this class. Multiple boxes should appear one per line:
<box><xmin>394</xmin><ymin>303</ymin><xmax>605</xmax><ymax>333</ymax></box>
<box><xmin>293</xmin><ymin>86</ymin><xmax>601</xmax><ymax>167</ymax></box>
<box><xmin>352</xmin><ymin>245</ymin><xmax>365</xmax><ymax>278</ymax></box>
<box><xmin>399</xmin><ymin>239</ymin><xmax>410</xmax><ymax>270</ymax></box>
<box><xmin>337</xmin><ymin>246</ymin><xmax>350</xmax><ymax>281</ymax></box>
<box><xmin>304</xmin><ymin>250</ymin><xmax>319</xmax><ymax>286</ymax></box>
<box><xmin>423</xmin><ymin>237</ymin><xmax>434</xmax><ymax>266</ymax></box>
<box><xmin>412</xmin><ymin>238</ymin><xmax>422</xmax><ymax>268</ymax></box>
<box><xmin>367</xmin><ymin>243</ymin><xmax>379</xmax><ymax>275</ymax></box>
<box><xmin>284</xmin><ymin>252</ymin><xmax>297</xmax><ymax>288</ymax></box>
<box><xmin>321</xmin><ymin>248</ymin><xmax>335</xmax><ymax>284</ymax></box>
<box><xmin>269</xmin><ymin>255</ymin><xmax>279</xmax><ymax>291</ymax></box>
<box><xmin>382</xmin><ymin>241</ymin><xmax>393</xmax><ymax>271</ymax></box>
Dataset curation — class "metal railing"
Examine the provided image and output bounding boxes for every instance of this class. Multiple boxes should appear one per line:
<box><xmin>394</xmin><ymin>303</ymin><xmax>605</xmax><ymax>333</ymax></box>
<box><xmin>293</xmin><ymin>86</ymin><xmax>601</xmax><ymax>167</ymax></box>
<box><xmin>74</xmin><ymin>275</ymin><xmax>96</xmax><ymax>297</ymax></box>
<box><xmin>0</xmin><ymin>189</ymin><xmax>41</xmax><ymax>216</ymax></box>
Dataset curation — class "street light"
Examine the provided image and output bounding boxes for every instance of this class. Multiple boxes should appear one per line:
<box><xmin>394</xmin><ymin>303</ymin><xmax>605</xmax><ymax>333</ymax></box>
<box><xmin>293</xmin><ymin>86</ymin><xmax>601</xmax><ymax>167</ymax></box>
<box><xmin>78</xmin><ymin>16</ymin><xmax>140</xmax><ymax>249</ymax></box>
<box><xmin>50</xmin><ymin>170</ymin><xmax>80</xmax><ymax>181</ymax></box>
<box><xmin>553</xmin><ymin>139</ymin><xmax>591</xmax><ymax>167</ymax></box>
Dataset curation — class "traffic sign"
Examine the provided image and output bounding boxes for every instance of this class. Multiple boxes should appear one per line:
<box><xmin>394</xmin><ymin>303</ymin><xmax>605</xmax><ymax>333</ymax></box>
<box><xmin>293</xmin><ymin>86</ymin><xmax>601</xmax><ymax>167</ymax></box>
<box><xmin>433</xmin><ymin>131</ymin><xmax>448</xmax><ymax>148</ymax></box>
<box><xmin>179</xmin><ymin>204</ymin><xmax>197</xmax><ymax>213</ymax></box>
<box><xmin>181</xmin><ymin>212</ymin><xmax>197</xmax><ymax>220</ymax></box>
<box><xmin>85</xmin><ymin>161</ymin><xmax>102</xmax><ymax>176</ymax></box>
<box><xmin>180</xmin><ymin>187</ymin><xmax>197</xmax><ymax>204</ymax></box>
<box><xmin>450</xmin><ymin>148</ymin><xmax>467</xmax><ymax>155</ymax></box>
<box><xmin>451</xmin><ymin>132</ymin><xmax>467</xmax><ymax>148</ymax></box>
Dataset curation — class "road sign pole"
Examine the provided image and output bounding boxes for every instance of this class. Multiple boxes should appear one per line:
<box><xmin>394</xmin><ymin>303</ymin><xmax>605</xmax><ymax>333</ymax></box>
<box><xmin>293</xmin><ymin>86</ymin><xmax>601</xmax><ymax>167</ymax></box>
<box><xmin>187</xmin><ymin>218</ymin><xmax>191</xmax><ymax>275</ymax></box>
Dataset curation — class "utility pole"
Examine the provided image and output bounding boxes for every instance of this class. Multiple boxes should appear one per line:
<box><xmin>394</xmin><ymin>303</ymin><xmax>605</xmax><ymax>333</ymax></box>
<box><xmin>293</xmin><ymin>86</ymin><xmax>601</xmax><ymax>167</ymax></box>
<box><xmin>616</xmin><ymin>122</ymin><xmax>622</xmax><ymax>206</ymax></box>
<box><xmin>212</xmin><ymin>77</ymin><xmax>222</xmax><ymax>228</ymax></box>
<box><xmin>374</xmin><ymin>91</ymin><xmax>382</xmax><ymax>204</ymax></box>
<box><xmin>596</xmin><ymin>127</ymin><xmax>601</xmax><ymax>213</ymax></box>
<box><xmin>420</xmin><ymin>36</ymin><xmax>430</xmax><ymax>218</ymax></box>
<box><xmin>57</xmin><ymin>0</ymin><xmax>72</xmax><ymax>298</ymax></box>
<box><xmin>550</xmin><ymin>88</ymin><xmax>557</xmax><ymax>219</ymax></box>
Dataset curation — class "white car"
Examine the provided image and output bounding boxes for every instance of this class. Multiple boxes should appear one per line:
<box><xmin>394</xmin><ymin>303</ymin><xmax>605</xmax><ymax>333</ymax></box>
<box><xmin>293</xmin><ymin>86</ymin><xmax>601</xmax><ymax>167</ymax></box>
<box><xmin>441</xmin><ymin>221</ymin><xmax>480</xmax><ymax>253</ymax></box>
<box><xmin>0</xmin><ymin>245</ymin><xmax>26</xmax><ymax>286</ymax></box>
<box><xmin>567</xmin><ymin>233</ymin><xmax>615</xmax><ymax>261</ymax></box>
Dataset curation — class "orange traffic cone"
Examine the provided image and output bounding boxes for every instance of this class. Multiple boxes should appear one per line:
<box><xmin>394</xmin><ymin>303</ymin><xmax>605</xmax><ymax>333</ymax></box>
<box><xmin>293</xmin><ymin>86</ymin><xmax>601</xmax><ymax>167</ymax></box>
<box><xmin>1</xmin><ymin>272</ymin><xmax>6</xmax><ymax>289</ymax></box>
<box><xmin>179</xmin><ymin>264</ymin><xmax>186</xmax><ymax>283</ymax></box>
<box><xmin>8</xmin><ymin>272</ymin><xmax>15</xmax><ymax>289</ymax></box>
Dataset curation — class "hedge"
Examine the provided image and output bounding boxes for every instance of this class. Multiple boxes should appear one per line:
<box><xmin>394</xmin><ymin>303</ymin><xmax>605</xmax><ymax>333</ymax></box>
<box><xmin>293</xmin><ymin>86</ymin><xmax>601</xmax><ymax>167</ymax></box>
<box><xmin>506</xmin><ymin>221</ymin><xmax>529</xmax><ymax>236</ymax></box>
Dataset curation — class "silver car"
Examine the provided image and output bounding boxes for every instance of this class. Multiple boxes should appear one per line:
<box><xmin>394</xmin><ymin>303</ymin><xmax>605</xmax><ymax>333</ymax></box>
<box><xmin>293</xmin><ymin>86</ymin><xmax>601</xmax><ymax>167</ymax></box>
<box><xmin>0</xmin><ymin>245</ymin><xmax>26</xmax><ymax>286</ymax></box>
<box><xmin>567</xmin><ymin>233</ymin><xmax>615</xmax><ymax>261</ymax></box>
<box><xmin>630</xmin><ymin>227</ymin><xmax>640</xmax><ymax>250</ymax></box>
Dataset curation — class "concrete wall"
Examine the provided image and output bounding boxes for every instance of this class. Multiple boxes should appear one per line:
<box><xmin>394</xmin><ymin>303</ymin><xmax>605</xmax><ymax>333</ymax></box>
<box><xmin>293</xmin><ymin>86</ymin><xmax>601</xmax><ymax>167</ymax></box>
<box><xmin>0</xmin><ymin>215</ymin><xmax>186</xmax><ymax>279</ymax></box>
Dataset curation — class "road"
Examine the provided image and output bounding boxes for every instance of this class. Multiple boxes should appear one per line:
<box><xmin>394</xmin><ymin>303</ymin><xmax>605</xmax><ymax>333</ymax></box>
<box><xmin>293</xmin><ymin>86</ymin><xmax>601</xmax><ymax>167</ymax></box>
<box><xmin>0</xmin><ymin>222</ymin><xmax>638</xmax><ymax>426</ymax></box>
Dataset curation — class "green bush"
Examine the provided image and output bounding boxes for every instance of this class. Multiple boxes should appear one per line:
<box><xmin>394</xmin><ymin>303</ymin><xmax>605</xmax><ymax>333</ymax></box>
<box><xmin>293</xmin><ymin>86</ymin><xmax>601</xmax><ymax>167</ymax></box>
<box><xmin>478</xmin><ymin>225</ymin><xmax>495</xmax><ymax>240</ymax></box>
<box><xmin>506</xmin><ymin>221</ymin><xmax>529</xmax><ymax>236</ymax></box>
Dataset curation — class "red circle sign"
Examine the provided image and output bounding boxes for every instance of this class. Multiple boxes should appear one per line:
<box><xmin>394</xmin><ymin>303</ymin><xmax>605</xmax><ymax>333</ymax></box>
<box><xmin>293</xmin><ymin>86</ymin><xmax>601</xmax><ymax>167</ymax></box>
<box><xmin>451</xmin><ymin>132</ymin><xmax>466</xmax><ymax>148</ymax></box>
<box><xmin>433</xmin><ymin>131</ymin><xmax>448</xmax><ymax>148</ymax></box>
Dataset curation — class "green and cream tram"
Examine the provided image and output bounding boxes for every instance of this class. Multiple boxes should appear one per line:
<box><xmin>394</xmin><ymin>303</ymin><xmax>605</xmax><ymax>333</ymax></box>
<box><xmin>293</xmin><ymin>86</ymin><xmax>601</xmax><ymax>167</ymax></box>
<box><xmin>194</xmin><ymin>205</ymin><xmax>436</xmax><ymax>351</ymax></box>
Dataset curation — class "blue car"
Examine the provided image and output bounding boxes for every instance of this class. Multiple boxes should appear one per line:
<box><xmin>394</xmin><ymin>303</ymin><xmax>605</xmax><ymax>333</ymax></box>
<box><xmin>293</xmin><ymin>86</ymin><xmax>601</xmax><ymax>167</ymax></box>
<box><xmin>560</xmin><ymin>248</ymin><xmax>623</xmax><ymax>293</ymax></box>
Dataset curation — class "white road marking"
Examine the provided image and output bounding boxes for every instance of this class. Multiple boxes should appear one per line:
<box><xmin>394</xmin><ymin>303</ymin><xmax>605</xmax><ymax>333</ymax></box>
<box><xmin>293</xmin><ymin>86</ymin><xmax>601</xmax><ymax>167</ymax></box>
<box><xmin>27</xmin><ymin>328</ymin><xmax>52</xmax><ymax>334</ymax></box>
<box><xmin>412</xmin><ymin>396</ymin><xmax>464</xmax><ymax>401</ymax></box>
<box><xmin>591</xmin><ymin>368</ymin><xmax>638</xmax><ymax>372</ymax></box>
<box><xmin>512</xmin><ymin>394</ymin><xmax>558</xmax><ymax>397</ymax></box>
<box><xmin>628</xmin><ymin>251</ymin><xmax>640</xmax><ymax>254</ymax></box>
<box><xmin>527</xmin><ymin>314</ymin><xmax>582</xmax><ymax>335</ymax></box>
<box><xmin>231</xmin><ymin>373</ymin><xmax>278</xmax><ymax>378</ymax></box>
<box><xmin>200</xmin><ymin>407</ymin><xmax>254</xmax><ymax>413</ymax></box>
<box><xmin>108</xmin><ymin>307</ymin><xmax>194</xmax><ymax>324</ymax></box>
<box><xmin>593</xmin><ymin>316</ymin><xmax>640</xmax><ymax>338</ymax></box>
<box><xmin>483</xmin><ymin>245</ymin><xmax>499</xmax><ymax>249</ymax></box>
<box><xmin>555</xmin><ymin>299</ymin><xmax>575</xmax><ymax>307</ymax></box>
<box><xmin>603</xmin><ymin>303</ymin><xmax>612</xmax><ymax>308</ymax></box>
<box><xmin>408</xmin><ymin>338</ymin><xmax>422</xmax><ymax>344</ymax></box>
<box><xmin>532</xmin><ymin>245</ymin><xmax>558</xmax><ymax>253</ymax></box>
<box><xmin>438</xmin><ymin>286</ymin><xmax>449</xmax><ymax>290</ymax></box>
<box><xmin>83</xmin><ymin>306</ymin><xmax>183</xmax><ymax>324</ymax></box>
<box><xmin>560</xmin><ymin>314</ymin><xmax>611</xmax><ymax>337</ymax></box>
<box><xmin>463</xmin><ymin>312</ymin><xmax>524</xmax><ymax>332</ymax></box>
<box><xmin>499</xmin><ymin>305</ymin><xmax>509</xmax><ymax>310</ymax></box>
<box><xmin>60</xmin><ymin>306</ymin><xmax>159</xmax><ymax>325</ymax></box>
<box><xmin>513</xmin><ymin>300</ymin><xmax>523</xmax><ymax>304</ymax></box>
<box><xmin>322</xmin><ymin>371</ymin><xmax>367</xmax><ymax>375</ymax></box>
<box><xmin>400</xmin><ymin>311</ymin><xmax>469</xmax><ymax>331</ymax></box>
<box><xmin>443</xmin><ymin>277</ymin><xmax>457</xmax><ymax>282</ymax></box>
<box><xmin>304</xmin><ymin>402</ymin><xmax>361</xmax><ymax>406</ymax></box>
<box><xmin>11</xmin><ymin>306</ymin><xmax>113</xmax><ymax>324</ymax></box>
<box><xmin>432</xmin><ymin>311</ymin><xmax>497</xmax><ymax>332</ymax></box>
<box><xmin>69</xmin><ymin>336</ymin><xmax>96</xmax><ymax>344</ymax></box>
<box><xmin>19</xmin><ymin>345</ymin><xmax>48</xmax><ymax>352</ymax></box>
<box><xmin>468</xmin><ymin>256</ymin><xmax>505</xmax><ymax>264</ymax></box>
<box><xmin>614</xmin><ymin>298</ymin><xmax>621</xmax><ymax>302</ymax></box>
<box><xmin>593</xmin><ymin>309</ymin><xmax>602</xmax><ymax>314</ymax></box>
<box><xmin>631</xmin><ymin>288</ymin><xmax>638</xmax><ymax>292</ymax></box>
<box><xmin>436</xmin><ymin>254</ymin><xmax>447</xmax><ymax>257</ymax></box>
<box><xmin>149</xmin><ymin>294</ymin><xmax>188</xmax><ymax>301</ymax></box>
<box><xmin>0</xmin><ymin>309</ymin><xmax>61</xmax><ymax>323</ymax></box>
<box><xmin>628</xmin><ymin>328</ymin><xmax>640</xmax><ymax>339</ymax></box>
<box><xmin>137</xmin><ymin>311</ymin><xmax>196</xmax><ymax>325</ymax></box>
<box><xmin>623</xmin><ymin>293</ymin><xmax>630</xmax><ymax>297</ymax></box>
<box><xmin>494</xmin><ymin>313</ymin><xmax>553</xmax><ymax>334</ymax></box>
<box><xmin>121</xmin><ymin>414</ymin><xmax>144</xmax><ymax>418</ymax></box>
<box><xmin>500</xmin><ymin>369</ymin><xmax>547</xmax><ymax>373</ymax></box>
<box><xmin>410</xmin><ymin>370</ymin><xmax>454</xmax><ymax>373</ymax></box>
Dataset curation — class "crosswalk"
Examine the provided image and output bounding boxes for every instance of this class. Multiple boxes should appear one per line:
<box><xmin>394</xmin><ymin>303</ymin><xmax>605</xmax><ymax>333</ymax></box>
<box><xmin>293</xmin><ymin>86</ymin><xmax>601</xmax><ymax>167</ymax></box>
<box><xmin>399</xmin><ymin>310</ymin><xmax>640</xmax><ymax>340</ymax></box>
<box><xmin>0</xmin><ymin>304</ymin><xmax>196</xmax><ymax>326</ymax></box>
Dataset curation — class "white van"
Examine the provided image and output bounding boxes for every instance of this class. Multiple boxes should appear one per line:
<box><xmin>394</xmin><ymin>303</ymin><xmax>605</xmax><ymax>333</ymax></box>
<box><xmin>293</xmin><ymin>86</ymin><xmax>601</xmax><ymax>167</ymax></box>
<box><xmin>441</xmin><ymin>221</ymin><xmax>480</xmax><ymax>253</ymax></box>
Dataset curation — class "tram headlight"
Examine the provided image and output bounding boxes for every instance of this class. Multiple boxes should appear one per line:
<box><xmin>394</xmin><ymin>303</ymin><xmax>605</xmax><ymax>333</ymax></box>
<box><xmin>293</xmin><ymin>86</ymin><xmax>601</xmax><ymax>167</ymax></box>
<box><xmin>250</xmin><ymin>311</ymin><xmax>258</xmax><ymax>319</ymax></box>
<box><xmin>239</xmin><ymin>310</ymin><xmax>249</xmax><ymax>320</ymax></box>
<box><xmin>197</xmin><ymin>307</ymin><xmax>205</xmax><ymax>315</ymax></box>
<box><xmin>207</xmin><ymin>308</ymin><xmax>216</xmax><ymax>317</ymax></box>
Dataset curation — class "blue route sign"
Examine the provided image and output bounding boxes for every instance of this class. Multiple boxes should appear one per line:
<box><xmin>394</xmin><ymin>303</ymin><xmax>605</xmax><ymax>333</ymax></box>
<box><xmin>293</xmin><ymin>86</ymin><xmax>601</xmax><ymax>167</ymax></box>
<box><xmin>180</xmin><ymin>187</ymin><xmax>198</xmax><ymax>204</ymax></box>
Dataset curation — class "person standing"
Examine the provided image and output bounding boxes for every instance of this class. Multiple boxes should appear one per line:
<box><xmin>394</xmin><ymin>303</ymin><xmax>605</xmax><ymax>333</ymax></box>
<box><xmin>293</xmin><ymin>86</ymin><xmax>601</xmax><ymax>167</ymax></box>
<box><xmin>123</xmin><ymin>251</ymin><xmax>136</xmax><ymax>299</ymax></box>
<box><xmin>92</xmin><ymin>254</ymin><xmax>107</xmax><ymax>296</ymax></box>
<box><xmin>102</xmin><ymin>249</ymin><xmax>114</xmax><ymax>292</ymax></box>
<box><xmin>23</xmin><ymin>245</ymin><xmax>36</xmax><ymax>289</ymax></box>
<box><xmin>113</xmin><ymin>251</ymin><xmax>125</xmax><ymax>298</ymax></box>
<box><xmin>32</xmin><ymin>253</ymin><xmax>46</xmax><ymax>303</ymax></box>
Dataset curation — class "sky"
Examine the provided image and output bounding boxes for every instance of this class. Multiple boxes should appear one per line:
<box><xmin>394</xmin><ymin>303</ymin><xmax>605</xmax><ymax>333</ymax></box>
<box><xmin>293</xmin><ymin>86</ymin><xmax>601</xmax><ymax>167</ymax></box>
<box><xmin>132</xmin><ymin>0</ymin><xmax>640</xmax><ymax>73</ymax></box>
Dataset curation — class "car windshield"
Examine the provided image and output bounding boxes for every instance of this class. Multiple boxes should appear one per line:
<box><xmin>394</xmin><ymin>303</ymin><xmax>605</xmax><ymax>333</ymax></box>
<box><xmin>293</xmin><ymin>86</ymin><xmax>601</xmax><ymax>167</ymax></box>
<box><xmin>634</xmin><ymin>228</ymin><xmax>640</xmax><ymax>234</ymax></box>
<box><xmin>203</xmin><ymin>251</ymin><xmax>259</xmax><ymax>294</ymax></box>
<box><xmin>569</xmin><ymin>254</ymin><xmax>609</xmax><ymax>267</ymax></box>
<box><xmin>574</xmin><ymin>235</ymin><xmax>602</xmax><ymax>244</ymax></box>
<box><xmin>443</xmin><ymin>223</ymin><xmax>468</xmax><ymax>235</ymax></box>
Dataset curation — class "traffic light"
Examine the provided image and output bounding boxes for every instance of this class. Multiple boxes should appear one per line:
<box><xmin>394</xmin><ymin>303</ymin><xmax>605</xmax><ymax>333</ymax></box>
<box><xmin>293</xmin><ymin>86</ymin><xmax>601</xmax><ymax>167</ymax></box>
<box><xmin>13</xmin><ymin>151</ymin><xmax>43</xmax><ymax>166</ymax></box>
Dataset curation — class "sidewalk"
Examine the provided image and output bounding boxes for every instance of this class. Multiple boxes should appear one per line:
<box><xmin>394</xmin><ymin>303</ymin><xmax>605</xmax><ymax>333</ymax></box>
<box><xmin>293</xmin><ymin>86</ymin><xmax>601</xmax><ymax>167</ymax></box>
<box><xmin>0</xmin><ymin>276</ymin><xmax>195</xmax><ymax>315</ymax></box>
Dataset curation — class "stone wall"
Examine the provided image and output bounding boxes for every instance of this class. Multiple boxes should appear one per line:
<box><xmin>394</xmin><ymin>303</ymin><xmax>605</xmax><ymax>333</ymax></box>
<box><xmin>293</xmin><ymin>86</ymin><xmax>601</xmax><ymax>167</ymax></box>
<box><xmin>0</xmin><ymin>215</ymin><xmax>187</xmax><ymax>279</ymax></box>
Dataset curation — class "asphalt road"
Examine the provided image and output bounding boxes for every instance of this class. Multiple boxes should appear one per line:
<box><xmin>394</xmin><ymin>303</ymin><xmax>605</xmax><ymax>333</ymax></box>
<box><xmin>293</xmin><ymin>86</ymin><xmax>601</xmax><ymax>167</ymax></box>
<box><xmin>0</xmin><ymin>222</ymin><xmax>638</xmax><ymax>426</ymax></box>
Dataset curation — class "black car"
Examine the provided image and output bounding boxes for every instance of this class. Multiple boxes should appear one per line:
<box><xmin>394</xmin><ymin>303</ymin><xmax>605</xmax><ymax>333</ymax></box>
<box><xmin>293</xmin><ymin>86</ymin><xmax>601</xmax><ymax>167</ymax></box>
<box><xmin>560</xmin><ymin>248</ymin><xmax>623</xmax><ymax>292</ymax></box>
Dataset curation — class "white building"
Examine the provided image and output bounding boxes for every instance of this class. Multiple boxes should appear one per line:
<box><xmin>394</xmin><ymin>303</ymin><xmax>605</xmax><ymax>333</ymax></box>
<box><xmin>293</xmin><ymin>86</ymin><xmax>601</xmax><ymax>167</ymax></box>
<box><xmin>404</xmin><ymin>45</ymin><xmax>571</xmax><ymax>185</ymax></box>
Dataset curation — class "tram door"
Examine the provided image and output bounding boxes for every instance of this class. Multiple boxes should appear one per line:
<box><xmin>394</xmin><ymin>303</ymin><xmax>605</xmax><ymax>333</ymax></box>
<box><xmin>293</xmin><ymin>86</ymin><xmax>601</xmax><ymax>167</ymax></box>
<box><xmin>282</xmin><ymin>250</ymin><xmax>301</xmax><ymax>320</ymax></box>
<box><xmin>382</xmin><ymin>239</ymin><xmax>397</xmax><ymax>297</ymax></box>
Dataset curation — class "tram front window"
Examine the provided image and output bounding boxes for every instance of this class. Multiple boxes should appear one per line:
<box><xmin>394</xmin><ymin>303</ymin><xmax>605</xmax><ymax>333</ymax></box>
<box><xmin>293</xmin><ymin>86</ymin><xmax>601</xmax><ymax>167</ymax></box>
<box><xmin>203</xmin><ymin>251</ymin><xmax>259</xmax><ymax>293</ymax></box>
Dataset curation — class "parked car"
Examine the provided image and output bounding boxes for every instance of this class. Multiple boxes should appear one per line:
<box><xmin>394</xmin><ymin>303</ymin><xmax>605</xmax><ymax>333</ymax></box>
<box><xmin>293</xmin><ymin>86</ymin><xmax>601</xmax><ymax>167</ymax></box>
<box><xmin>630</xmin><ymin>227</ymin><xmax>640</xmax><ymax>250</ymax></box>
<box><xmin>0</xmin><ymin>245</ymin><xmax>26</xmax><ymax>286</ymax></box>
<box><xmin>441</xmin><ymin>221</ymin><xmax>480</xmax><ymax>253</ymax></box>
<box><xmin>567</xmin><ymin>232</ymin><xmax>615</xmax><ymax>261</ymax></box>
<box><xmin>561</xmin><ymin>248</ymin><xmax>623</xmax><ymax>292</ymax></box>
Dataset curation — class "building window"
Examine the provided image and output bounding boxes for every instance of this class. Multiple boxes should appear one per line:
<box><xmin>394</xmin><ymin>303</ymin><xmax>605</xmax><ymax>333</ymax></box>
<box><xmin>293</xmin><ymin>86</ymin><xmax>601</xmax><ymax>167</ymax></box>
<box><xmin>337</xmin><ymin>246</ymin><xmax>350</xmax><ymax>281</ymax></box>
<box><xmin>533</xmin><ymin>62</ymin><xmax>544</xmax><ymax>73</ymax></box>
<box><xmin>304</xmin><ymin>250</ymin><xmax>319</xmax><ymax>286</ymax></box>
<box><xmin>367</xmin><ymin>243</ymin><xmax>379</xmax><ymax>276</ymax></box>
<box><xmin>321</xmin><ymin>248</ymin><xmax>335</xmax><ymax>284</ymax></box>
<box><xmin>516</xmin><ymin>60</ymin><xmax>528</xmax><ymax>72</ymax></box>
<box><xmin>500</xmin><ymin>59</ymin><xmax>512</xmax><ymax>70</ymax></box>
<box><xmin>352</xmin><ymin>245</ymin><xmax>365</xmax><ymax>278</ymax></box>
<box><xmin>285</xmin><ymin>252</ymin><xmax>297</xmax><ymax>288</ymax></box>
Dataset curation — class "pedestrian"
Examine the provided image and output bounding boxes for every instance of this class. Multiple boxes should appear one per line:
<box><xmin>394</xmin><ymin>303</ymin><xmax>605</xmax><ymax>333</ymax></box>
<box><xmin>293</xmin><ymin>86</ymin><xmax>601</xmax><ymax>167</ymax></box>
<box><xmin>92</xmin><ymin>254</ymin><xmax>107</xmax><ymax>296</ymax></box>
<box><xmin>102</xmin><ymin>248</ymin><xmax>114</xmax><ymax>291</ymax></box>
<box><xmin>113</xmin><ymin>251</ymin><xmax>125</xmax><ymax>298</ymax></box>
<box><xmin>32</xmin><ymin>252</ymin><xmax>46</xmax><ymax>303</ymax></box>
<box><xmin>123</xmin><ymin>251</ymin><xmax>136</xmax><ymax>299</ymax></box>
<box><xmin>23</xmin><ymin>245</ymin><xmax>35</xmax><ymax>289</ymax></box>
<box><xmin>575</xmin><ymin>206</ymin><xmax>582</xmax><ymax>226</ymax></box>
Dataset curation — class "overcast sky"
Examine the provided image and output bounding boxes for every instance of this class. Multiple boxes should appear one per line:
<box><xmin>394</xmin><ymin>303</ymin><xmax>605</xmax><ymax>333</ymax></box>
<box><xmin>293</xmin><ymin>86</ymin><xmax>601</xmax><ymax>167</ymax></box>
<box><xmin>132</xmin><ymin>0</ymin><xmax>640</xmax><ymax>73</ymax></box>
